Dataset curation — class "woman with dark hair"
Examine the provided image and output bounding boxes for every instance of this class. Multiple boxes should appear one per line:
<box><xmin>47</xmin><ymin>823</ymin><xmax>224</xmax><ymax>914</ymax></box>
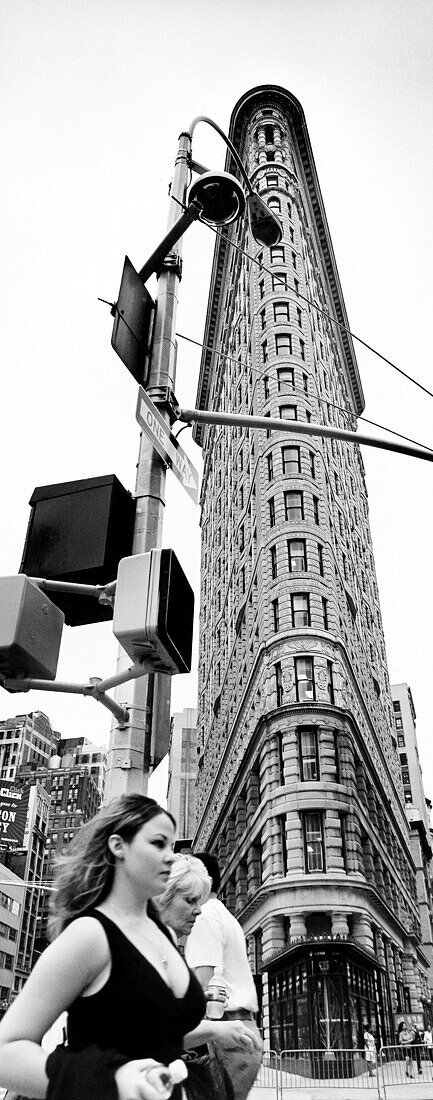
<box><xmin>0</xmin><ymin>795</ymin><xmax>207</xmax><ymax>1100</ymax></box>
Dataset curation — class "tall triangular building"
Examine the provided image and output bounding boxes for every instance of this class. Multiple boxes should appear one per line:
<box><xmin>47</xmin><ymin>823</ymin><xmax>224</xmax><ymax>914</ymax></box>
<box><xmin>192</xmin><ymin>85</ymin><xmax>431</xmax><ymax>1050</ymax></box>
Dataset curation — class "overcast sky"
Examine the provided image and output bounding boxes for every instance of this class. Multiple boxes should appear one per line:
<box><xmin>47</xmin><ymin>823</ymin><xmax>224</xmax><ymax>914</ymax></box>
<box><xmin>1</xmin><ymin>0</ymin><xmax>433</xmax><ymax>807</ymax></box>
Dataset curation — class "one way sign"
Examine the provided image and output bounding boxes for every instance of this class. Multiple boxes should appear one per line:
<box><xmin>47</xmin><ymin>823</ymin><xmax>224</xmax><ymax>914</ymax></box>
<box><xmin>136</xmin><ymin>387</ymin><xmax>199</xmax><ymax>504</ymax></box>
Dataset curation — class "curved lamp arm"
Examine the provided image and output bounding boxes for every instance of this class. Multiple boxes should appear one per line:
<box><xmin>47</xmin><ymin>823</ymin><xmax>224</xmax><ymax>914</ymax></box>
<box><xmin>188</xmin><ymin>114</ymin><xmax>253</xmax><ymax>195</ymax></box>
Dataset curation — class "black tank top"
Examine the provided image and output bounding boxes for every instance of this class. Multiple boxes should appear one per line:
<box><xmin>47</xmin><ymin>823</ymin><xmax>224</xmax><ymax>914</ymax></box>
<box><xmin>67</xmin><ymin>910</ymin><xmax>205</xmax><ymax>1064</ymax></box>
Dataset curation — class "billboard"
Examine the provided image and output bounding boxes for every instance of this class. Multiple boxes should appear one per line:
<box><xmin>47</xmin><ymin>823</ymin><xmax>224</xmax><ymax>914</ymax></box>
<box><xmin>0</xmin><ymin>781</ymin><xmax>29</xmax><ymax>849</ymax></box>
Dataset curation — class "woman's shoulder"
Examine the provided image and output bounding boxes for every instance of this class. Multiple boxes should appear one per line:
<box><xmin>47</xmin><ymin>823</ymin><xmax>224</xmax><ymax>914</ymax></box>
<box><xmin>54</xmin><ymin>913</ymin><xmax>111</xmax><ymax>964</ymax></box>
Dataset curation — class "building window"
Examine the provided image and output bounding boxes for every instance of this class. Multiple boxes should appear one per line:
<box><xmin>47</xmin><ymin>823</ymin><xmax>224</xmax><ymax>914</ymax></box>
<box><xmin>274</xmin><ymin>301</ymin><xmax>290</xmax><ymax>323</ymax></box>
<box><xmin>272</xmin><ymin>598</ymin><xmax>280</xmax><ymax>632</ymax></box>
<box><xmin>313</xmin><ymin>495</ymin><xmax>320</xmax><ymax>524</ymax></box>
<box><xmin>275</xmin><ymin>662</ymin><xmax>284</xmax><ymax>707</ymax></box>
<box><xmin>397</xmin><ymin>734</ymin><xmax>405</xmax><ymax>748</ymax></box>
<box><xmin>340</xmin><ymin>814</ymin><xmax>348</xmax><ymax>871</ymax></box>
<box><xmin>297</xmin><ymin>307</ymin><xmax>302</xmax><ymax>327</ymax></box>
<box><xmin>267</xmin><ymin>452</ymin><xmax>274</xmax><ymax>481</ymax></box>
<box><xmin>285</xmin><ymin>491</ymin><xmax>304</xmax><ymax>522</ymax></box>
<box><xmin>322</xmin><ymin>597</ymin><xmax>328</xmax><ymax>630</ymax></box>
<box><xmin>291</xmin><ymin>593</ymin><xmax>310</xmax><ymax>627</ymax></box>
<box><xmin>299</xmin><ymin>728</ymin><xmax>319</xmax><ymax>781</ymax></box>
<box><xmin>268</xmin><ymin>497</ymin><xmax>276</xmax><ymax>527</ymax></box>
<box><xmin>303</xmin><ymin>812</ymin><xmax>325</xmax><ymax>872</ymax></box>
<box><xmin>263</xmin><ymin>375</ymin><xmax>270</xmax><ymax>399</ymax></box>
<box><xmin>295</xmin><ymin>656</ymin><xmax>315</xmax><ymax>701</ymax></box>
<box><xmin>299</xmin><ymin>339</ymin><xmax>306</xmax><ymax>361</ymax></box>
<box><xmin>276</xmin><ymin>332</ymin><xmax>292</xmax><ymax>356</ymax></box>
<box><xmin>317</xmin><ymin>543</ymin><xmax>324</xmax><ymax>576</ymax></box>
<box><xmin>260</xmin><ymin>308</ymin><xmax>266</xmax><ymax>330</ymax></box>
<box><xmin>292</xmin><ymin>251</ymin><xmax>297</xmax><ymax>269</ymax></box>
<box><xmin>270</xmin><ymin>545</ymin><xmax>277</xmax><ymax>579</ymax></box>
<box><xmin>272</xmin><ymin>272</ymin><xmax>288</xmax><ymax>292</ymax></box>
<box><xmin>280</xmin><ymin>404</ymin><xmax>297</xmax><ymax>421</ymax></box>
<box><xmin>294</xmin><ymin>277</ymin><xmax>299</xmax><ymax>295</ymax></box>
<box><xmin>326</xmin><ymin>661</ymin><xmax>335</xmax><ymax>704</ymax></box>
<box><xmin>395</xmin><ymin>717</ymin><xmax>403</xmax><ymax>729</ymax></box>
<box><xmin>259</xmin><ymin>280</ymin><xmax>265</xmax><ymax>299</ymax></box>
<box><xmin>262</xmin><ymin>340</ymin><xmax>268</xmax><ymax>363</ymax></box>
<box><xmin>277</xmin><ymin>367</ymin><xmax>294</xmax><ymax>391</ymax></box>
<box><xmin>278</xmin><ymin>814</ymin><xmax>288</xmax><ymax>875</ymax></box>
<box><xmin>270</xmin><ymin>245</ymin><xmax>285</xmax><ymax>264</ymax></box>
<box><xmin>393</xmin><ymin>700</ymin><xmax>401</xmax><ymax>713</ymax></box>
<box><xmin>288</xmin><ymin>539</ymin><xmax>306</xmax><ymax>572</ymax></box>
<box><xmin>268</xmin><ymin>196</ymin><xmax>281</xmax><ymax>212</ymax></box>
<box><xmin>334</xmin><ymin>731</ymin><xmax>340</xmax><ymax>783</ymax></box>
<box><xmin>266</xmin><ymin>173</ymin><xmax>278</xmax><ymax>187</ymax></box>
<box><xmin>282</xmin><ymin>445</ymin><xmax>301</xmax><ymax>474</ymax></box>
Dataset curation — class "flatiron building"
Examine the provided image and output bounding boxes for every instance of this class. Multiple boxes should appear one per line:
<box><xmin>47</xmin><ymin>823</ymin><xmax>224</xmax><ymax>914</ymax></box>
<box><xmin>192</xmin><ymin>85</ymin><xmax>431</xmax><ymax>1050</ymax></box>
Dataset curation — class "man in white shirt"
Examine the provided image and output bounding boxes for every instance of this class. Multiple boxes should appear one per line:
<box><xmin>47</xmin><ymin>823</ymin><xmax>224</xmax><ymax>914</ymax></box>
<box><xmin>185</xmin><ymin>853</ymin><xmax>262</xmax><ymax>1100</ymax></box>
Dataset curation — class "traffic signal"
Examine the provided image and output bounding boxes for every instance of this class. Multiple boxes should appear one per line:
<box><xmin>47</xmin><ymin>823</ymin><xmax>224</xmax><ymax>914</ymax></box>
<box><xmin>19</xmin><ymin>475</ymin><xmax>136</xmax><ymax>625</ymax></box>
<box><xmin>113</xmin><ymin>549</ymin><xmax>194</xmax><ymax>674</ymax></box>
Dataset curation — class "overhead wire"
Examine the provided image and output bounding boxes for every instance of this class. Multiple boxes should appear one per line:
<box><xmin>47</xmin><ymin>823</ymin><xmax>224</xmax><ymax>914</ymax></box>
<box><xmin>170</xmin><ymin>192</ymin><xmax>433</xmax><ymax>402</ymax></box>
<box><xmin>175</xmin><ymin>330</ymin><xmax>433</xmax><ymax>456</ymax></box>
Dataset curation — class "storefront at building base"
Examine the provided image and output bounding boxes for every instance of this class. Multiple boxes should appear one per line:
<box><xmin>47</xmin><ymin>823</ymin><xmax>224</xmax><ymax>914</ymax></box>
<box><xmin>265</xmin><ymin>938</ymin><xmax>394</xmax><ymax>1054</ymax></box>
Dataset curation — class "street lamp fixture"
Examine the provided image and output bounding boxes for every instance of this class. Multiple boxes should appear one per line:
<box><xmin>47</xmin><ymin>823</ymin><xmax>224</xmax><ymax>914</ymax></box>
<box><xmin>188</xmin><ymin>171</ymin><xmax>245</xmax><ymax>226</ymax></box>
<box><xmin>136</xmin><ymin>118</ymin><xmax>282</xmax><ymax>284</ymax></box>
<box><xmin>245</xmin><ymin>190</ymin><xmax>283</xmax><ymax>248</ymax></box>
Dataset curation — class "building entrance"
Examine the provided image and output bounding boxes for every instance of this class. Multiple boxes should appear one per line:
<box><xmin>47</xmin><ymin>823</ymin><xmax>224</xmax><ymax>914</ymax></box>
<box><xmin>267</xmin><ymin>942</ymin><xmax>393</xmax><ymax>1052</ymax></box>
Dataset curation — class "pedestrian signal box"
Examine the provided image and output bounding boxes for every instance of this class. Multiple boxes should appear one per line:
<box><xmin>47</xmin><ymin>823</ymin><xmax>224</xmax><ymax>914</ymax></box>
<box><xmin>0</xmin><ymin>575</ymin><xmax>64</xmax><ymax>683</ymax></box>
<box><xmin>113</xmin><ymin>549</ymin><xmax>194</xmax><ymax>674</ymax></box>
<box><xmin>19</xmin><ymin>475</ymin><xmax>136</xmax><ymax>625</ymax></box>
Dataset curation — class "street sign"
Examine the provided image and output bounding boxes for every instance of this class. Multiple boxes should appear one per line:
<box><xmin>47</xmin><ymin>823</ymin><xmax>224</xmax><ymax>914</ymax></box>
<box><xmin>136</xmin><ymin>387</ymin><xmax>199</xmax><ymax>504</ymax></box>
<box><xmin>111</xmin><ymin>257</ymin><xmax>155</xmax><ymax>384</ymax></box>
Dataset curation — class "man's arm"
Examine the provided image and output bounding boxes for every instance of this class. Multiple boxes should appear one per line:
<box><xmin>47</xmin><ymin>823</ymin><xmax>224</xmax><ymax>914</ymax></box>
<box><xmin>192</xmin><ymin>964</ymin><xmax>214</xmax><ymax>992</ymax></box>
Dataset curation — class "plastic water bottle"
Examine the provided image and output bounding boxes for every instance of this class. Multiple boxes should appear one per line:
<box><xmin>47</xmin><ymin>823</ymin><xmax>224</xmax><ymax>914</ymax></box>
<box><xmin>142</xmin><ymin>1058</ymin><xmax>188</xmax><ymax>1097</ymax></box>
<box><xmin>205</xmin><ymin>966</ymin><xmax>227</xmax><ymax>1020</ymax></box>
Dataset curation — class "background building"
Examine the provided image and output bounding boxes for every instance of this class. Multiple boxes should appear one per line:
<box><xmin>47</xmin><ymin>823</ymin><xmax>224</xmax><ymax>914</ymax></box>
<box><xmin>0</xmin><ymin>711</ymin><xmax>60</xmax><ymax>779</ymax></box>
<box><xmin>19</xmin><ymin>752</ymin><xmax>101</xmax><ymax>958</ymax></box>
<box><xmin>192</xmin><ymin>85</ymin><xmax>430</xmax><ymax>1050</ymax></box>
<box><xmin>0</xmin><ymin>865</ymin><xmax>23</xmax><ymax>1016</ymax></box>
<box><xmin>0</xmin><ymin>715</ymin><xmax>103</xmax><ymax>981</ymax></box>
<box><xmin>59</xmin><ymin>737</ymin><xmax>106</xmax><ymax>798</ymax></box>
<box><xmin>167</xmin><ymin>708</ymin><xmax>197</xmax><ymax>843</ymax></box>
<box><xmin>391</xmin><ymin>683</ymin><xmax>433</xmax><ymax>996</ymax></box>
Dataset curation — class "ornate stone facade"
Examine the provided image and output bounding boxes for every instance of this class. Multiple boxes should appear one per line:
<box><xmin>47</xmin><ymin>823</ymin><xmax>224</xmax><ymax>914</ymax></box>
<box><xmin>192</xmin><ymin>86</ymin><xmax>430</xmax><ymax>1048</ymax></box>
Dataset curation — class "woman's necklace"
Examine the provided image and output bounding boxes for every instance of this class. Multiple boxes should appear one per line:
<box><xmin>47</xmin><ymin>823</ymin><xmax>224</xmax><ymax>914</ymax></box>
<box><xmin>109</xmin><ymin>908</ymin><xmax>169</xmax><ymax>973</ymax></box>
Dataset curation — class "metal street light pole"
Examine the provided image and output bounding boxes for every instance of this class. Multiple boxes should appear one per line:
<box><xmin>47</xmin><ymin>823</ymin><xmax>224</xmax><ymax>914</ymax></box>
<box><xmin>105</xmin><ymin>132</ymin><xmax>192</xmax><ymax>800</ymax></box>
<box><xmin>104</xmin><ymin>122</ymin><xmax>283</xmax><ymax>801</ymax></box>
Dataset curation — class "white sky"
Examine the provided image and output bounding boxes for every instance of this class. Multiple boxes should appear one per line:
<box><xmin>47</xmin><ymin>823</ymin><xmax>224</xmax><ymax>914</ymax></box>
<box><xmin>1</xmin><ymin>0</ymin><xmax>433</xmax><ymax>808</ymax></box>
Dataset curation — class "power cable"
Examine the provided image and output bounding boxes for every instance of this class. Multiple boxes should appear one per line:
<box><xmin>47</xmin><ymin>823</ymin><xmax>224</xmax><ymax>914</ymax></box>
<box><xmin>171</xmin><ymin>193</ymin><xmax>433</xmax><ymax>402</ymax></box>
<box><xmin>175</xmin><ymin>330</ymin><xmax>433</xmax><ymax>455</ymax></box>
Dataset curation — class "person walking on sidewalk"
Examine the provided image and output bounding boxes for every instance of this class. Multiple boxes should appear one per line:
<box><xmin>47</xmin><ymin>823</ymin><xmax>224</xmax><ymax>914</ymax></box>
<box><xmin>363</xmin><ymin>1028</ymin><xmax>376</xmax><ymax>1077</ymax></box>
<box><xmin>424</xmin><ymin>1026</ymin><xmax>433</xmax><ymax>1062</ymax></box>
<box><xmin>398</xmin><ymin>1021</ymin><xmax>415</xmax><ymax>1078</ymax></box>
<box><xmin>185</xmin><ymin>852</ymin><xmax>262</xmax><ymax>1100</ymax></box>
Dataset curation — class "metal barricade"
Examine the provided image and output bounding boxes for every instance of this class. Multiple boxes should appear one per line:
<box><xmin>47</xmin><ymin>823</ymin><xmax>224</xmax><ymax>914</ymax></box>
<box><xmin>378</xmin><ymin>1044</ymin><xmax>433</xmax><ymax>1097</ymax></box>
<box><xmin>253</xmin><ymin>1049</ymin><xmax>280</xmax><ymax>1098</ymax></box>
<box><xmin>279</xmin><ymin>1048</ymin><xmax>380</xmax><ymax>1094</ymax></box>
